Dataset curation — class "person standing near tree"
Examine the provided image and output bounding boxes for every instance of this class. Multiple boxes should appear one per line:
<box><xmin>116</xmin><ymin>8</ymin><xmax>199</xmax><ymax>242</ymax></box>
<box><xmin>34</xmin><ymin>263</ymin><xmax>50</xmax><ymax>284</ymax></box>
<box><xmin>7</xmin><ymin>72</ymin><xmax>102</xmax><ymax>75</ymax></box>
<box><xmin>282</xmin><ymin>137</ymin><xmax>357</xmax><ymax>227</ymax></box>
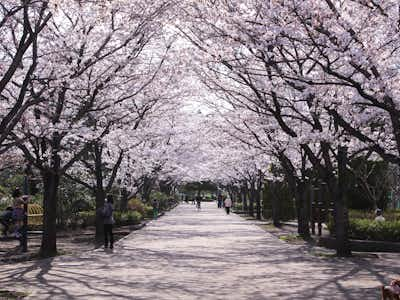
<box><xmin>224</xmin><ymin>197</ymin><xmax>232</xmax><ymax>215</ymax></box>
<box><xmin>103</xmin><ymin>195</ymin><xmax>114</xmax><ymax>249</ymax></box>
<box><xmin>12</xmin><ymin>188</ymin><xmax>24</xmax><ymax>238</ymax></box>
<box><xmin>152</xmin><ymin>199</ymin><xmax>158</xmax><ymax>219</ymax></box>
<box><xmin>0</xmin><ymin>207</ymin><xmax>14</xmax><ymax>236</ymax></box>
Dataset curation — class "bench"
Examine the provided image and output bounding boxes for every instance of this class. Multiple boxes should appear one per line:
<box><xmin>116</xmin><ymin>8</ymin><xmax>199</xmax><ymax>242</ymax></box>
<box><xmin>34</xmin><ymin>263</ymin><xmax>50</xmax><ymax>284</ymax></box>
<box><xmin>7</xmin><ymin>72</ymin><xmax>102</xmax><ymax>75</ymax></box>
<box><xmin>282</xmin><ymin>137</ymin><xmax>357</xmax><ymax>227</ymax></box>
<box><xmin>28</xmin><ymin>203</ymin><xmax>43</xmax><ymax>226</ymax></box>
<box><xmin>0</xmin><ymin>204</ymin><xmax>43</xmax><ymax>241</ymax></box>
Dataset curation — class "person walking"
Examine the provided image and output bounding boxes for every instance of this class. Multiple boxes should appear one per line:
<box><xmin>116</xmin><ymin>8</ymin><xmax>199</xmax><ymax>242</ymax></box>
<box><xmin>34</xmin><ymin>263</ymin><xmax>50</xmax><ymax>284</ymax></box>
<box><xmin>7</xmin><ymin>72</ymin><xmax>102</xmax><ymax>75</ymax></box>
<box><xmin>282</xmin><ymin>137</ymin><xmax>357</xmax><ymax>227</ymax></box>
<box><xmin>224</xmin><ymin>197</ymin><xmax>232</xmax><ymax>215</ymax></box>
<box><xmin>195</xmin><ymin>195</ymin><xmax>202</xmax><ymax>210</ymax></box>
<box><xmin>217</xmin><ymin>194</ymin><xmax>223</xmax><ymax>208</ymax></box>
<box><xmin>103</xmin><ymin>195</ymin><xmax>114</xmax><ymax>249</ymax></box>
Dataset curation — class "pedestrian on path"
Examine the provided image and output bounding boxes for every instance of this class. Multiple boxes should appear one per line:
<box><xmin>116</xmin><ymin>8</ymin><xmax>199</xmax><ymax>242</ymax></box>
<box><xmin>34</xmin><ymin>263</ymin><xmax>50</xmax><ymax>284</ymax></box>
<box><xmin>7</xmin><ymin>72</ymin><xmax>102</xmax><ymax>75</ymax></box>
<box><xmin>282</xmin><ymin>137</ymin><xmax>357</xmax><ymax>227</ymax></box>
<box><xmin>217</xmin><ymin>194</ymin><xmax>223</xmax><ymax>208</ymax></box>
<box><xmin>224</xmin><ymin>197</ymin><xmax>232</xmax><ymax>215</ymax></box>
<box><xmin>196</xmin><ymin>195</ymin><xmax>202</xmax><ymax>210</ymax></box>
<box><xmin>103</xmin><ymin>195</ymin><xmax>114</xmax><ymax>249</ymax></box>
<box><xmin>152</xmin><ymin>199</ymin><xmax>158</xmax><ymax>219</ymax></box>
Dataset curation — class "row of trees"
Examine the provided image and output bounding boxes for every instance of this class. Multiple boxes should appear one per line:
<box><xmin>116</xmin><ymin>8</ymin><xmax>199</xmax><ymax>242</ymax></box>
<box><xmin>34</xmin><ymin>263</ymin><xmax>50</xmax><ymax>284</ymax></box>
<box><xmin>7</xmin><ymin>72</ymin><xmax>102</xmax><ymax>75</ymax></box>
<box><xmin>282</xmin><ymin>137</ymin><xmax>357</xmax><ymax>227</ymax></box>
<box><xmin>177</xmin><ymin>0</ymin><xmax>400</xmax><ymax>256</ymax></box>
<box><xmin>0</xmin><ymin>0</ymin><xmax>190</xmax><ymax>257</ymax></box>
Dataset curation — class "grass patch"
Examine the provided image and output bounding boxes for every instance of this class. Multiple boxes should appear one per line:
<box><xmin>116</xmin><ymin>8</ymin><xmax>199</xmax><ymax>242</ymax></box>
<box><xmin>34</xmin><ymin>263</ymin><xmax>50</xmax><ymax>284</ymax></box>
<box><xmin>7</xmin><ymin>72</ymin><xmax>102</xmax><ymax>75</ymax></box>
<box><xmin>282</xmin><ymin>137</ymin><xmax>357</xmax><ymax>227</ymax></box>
<box><xmin>0</xmin><ymin>290</ymin><xmax>29</xmax><ymax>299</ymax></box>
<box><xmin>279</xmin><ymin>234</ymin><xmax>303</xmax><ymax>243</ymax></box>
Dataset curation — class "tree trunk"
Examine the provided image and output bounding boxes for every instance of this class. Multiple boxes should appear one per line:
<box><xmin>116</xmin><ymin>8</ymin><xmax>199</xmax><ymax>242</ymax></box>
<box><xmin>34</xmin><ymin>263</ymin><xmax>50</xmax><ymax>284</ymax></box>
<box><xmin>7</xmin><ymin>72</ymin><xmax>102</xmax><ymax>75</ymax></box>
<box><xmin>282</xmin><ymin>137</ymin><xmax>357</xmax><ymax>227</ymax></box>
<box><xmin>335</xmin><ymin>146</ymin><xmax>351</xmax><ymax>256</ymax></box>
<box><xmin>120</xmin><ymin>188</ymin><xmax>129</xmax><ymax>211</ymax></box>
<box><xmin>255</xmin><ymin>185</ymin><xmax>261</xmax><ymax>220</ymax></box>
<box><xmin>270</xmin><ymin>182</ymin><xmax>281</xmax><ymax>227</ymax></box>
<box><xmin>94</xmin><ymin>144</ymin><xmax>105</xmax><ymax>244</ymax></box>
<box><xmin>95</xmin><ymin>188</ymin><xmax>105</xmax><ymax>243</ymax></box>
<box><xmin>249</xmin><ymin>181</ymin><xmax>255</xmax><ymax>217</ymax></box>
<box><xmin>296</xmin><ymin>181</ymin><xmax>310</xmax><ymax>238</ymax></box>
<box><xmin>242</xmin><ymin>184</ymin><xmax>248</xmax><ymax>213</ymax></box>
<box><xmin>41</xmin><ymin>169</ymin><xmax>59</xmax><ymax>257</ymax></box>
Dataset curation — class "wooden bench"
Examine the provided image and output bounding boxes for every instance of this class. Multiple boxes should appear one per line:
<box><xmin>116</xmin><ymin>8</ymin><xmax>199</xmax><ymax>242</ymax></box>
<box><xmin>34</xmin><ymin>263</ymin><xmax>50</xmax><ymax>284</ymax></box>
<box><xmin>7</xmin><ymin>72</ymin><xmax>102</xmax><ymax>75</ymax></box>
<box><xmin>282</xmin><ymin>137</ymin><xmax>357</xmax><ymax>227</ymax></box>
<box><xmin>28</xmin><ymin>203</ymin><xmax>43</xmax><ymax>226</ymax></box>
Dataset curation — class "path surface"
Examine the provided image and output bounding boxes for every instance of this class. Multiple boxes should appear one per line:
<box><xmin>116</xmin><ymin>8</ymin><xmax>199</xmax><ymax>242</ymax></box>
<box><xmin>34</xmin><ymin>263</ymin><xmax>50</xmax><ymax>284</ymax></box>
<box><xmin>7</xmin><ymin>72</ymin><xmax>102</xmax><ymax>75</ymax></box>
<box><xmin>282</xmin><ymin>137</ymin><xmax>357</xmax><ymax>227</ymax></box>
<box><xmin>0</xmin><ymin>203</ymin><xmax>398</xmax><ymax>299</ymax></box>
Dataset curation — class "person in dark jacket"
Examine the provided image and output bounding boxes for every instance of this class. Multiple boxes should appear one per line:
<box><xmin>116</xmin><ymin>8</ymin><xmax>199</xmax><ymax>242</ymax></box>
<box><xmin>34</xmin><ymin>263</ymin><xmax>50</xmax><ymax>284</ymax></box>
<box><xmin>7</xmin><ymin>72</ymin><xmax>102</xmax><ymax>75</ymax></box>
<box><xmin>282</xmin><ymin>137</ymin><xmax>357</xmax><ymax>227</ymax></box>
<box><xmin>1</xmin><ymin>207</ymin><xmax>14</xmax><ymax>236</ymax></box>
<box><xmin>103</xmin><ymin>195</ymin><xmax>114</xmax><ymax>249</ymax></box>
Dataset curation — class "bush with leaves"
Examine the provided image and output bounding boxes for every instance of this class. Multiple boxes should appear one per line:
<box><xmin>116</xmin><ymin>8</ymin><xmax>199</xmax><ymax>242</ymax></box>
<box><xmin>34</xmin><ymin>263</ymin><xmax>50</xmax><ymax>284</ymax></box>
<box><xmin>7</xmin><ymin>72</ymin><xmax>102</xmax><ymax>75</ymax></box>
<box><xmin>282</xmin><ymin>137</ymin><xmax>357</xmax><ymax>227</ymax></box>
<box><xmin>126</xmin><ymin>211</ymin><xmax>142</xmax><ymax>225</ymax></box>
<box><xmin>77</xmin><ymin>211</ymin><xmax>96</xmax><ymax>228</ymax></box>
<box><xmin>127</xmin><ymin>198</ymin><xmax>145</xmax><ymax>215</ymax></box>
<box><xmin>144</xmin><ymin>205</ymin><xmax>154</xmax><ymax>219</ymax></box>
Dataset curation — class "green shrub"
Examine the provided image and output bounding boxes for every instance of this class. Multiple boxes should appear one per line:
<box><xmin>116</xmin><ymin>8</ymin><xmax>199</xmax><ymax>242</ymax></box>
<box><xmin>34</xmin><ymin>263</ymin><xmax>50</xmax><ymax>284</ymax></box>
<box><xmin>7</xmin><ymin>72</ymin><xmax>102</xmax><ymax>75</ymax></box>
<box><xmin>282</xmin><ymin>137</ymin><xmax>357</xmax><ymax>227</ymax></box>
<box><xmin>127</xmin><ymin>198</ymin><xmax>145</xmax><ymax>215</ymax></box>
<box><xmin>347</xmin><ymin>219</ymin><xmax>400</xmax><ymax>242</ymax></box>
<box><xmin>144</xmin><ymin>205</ymin><xmax>154</xmax><ymax>218</ymax></box>
<box><xmin>126</xmin><ymin>211</ymin><xmax>142</xmax><ymax>224</ymax></box>
<box><xmin>349</xmin><ymin>209</ymin><xmax>400</xmax><ymax>222</ymax></box>
<box><xmin>235</xmin><ymin>203</ymin><xmax>243</xmax><ymax>211</ymax></box>
<box><xmin>113</xmin><ymin>211</ymin><xmax>123</xmax><ymax>224</ymax></box>
<box><xmin>77</xmin><ymin>211</ymin><xmax>95</xmax><ymax>228</ymax></box>
<box><xmin>113</xmin><ymin>211</ymin><xmax>142</xmax><ymax>225</ymax></box>
<box><xmin>328</xmin><ymin>217</ymin><xmax>400</xmax><ymax>242</ymax></box>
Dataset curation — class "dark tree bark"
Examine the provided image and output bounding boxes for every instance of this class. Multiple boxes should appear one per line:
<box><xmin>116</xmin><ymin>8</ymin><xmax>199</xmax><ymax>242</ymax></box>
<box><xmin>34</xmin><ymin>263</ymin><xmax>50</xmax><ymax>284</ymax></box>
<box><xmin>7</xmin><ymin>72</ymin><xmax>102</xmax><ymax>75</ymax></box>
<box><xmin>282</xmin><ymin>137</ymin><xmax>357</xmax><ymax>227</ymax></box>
<box><xmin>120</xmin><ymin>188</ymin><xmax>129</xmax><ymax>211</ymax></box>
<box><xmin>270</xmin><ymin>182</ymin><xmax>281</xmax><ymax>227</ymax></box>
<box><xmin>249</xmin><ymin>181</ymin><xmax>255</xmax><ymax>217</ymax></box>
<box><xmin>40</xmin><ymin>133</ymin><xmax>61</xmax><ymax>257</ymax></box>
<box><xmin>241</xmin><ymin>183</ymin><xmax>248</xmax><ymax>213</ymax></box>
<box><xmin>335</xmin><ymin>146</ymin><xmax>351</xmax><ymax>256</ymax></box>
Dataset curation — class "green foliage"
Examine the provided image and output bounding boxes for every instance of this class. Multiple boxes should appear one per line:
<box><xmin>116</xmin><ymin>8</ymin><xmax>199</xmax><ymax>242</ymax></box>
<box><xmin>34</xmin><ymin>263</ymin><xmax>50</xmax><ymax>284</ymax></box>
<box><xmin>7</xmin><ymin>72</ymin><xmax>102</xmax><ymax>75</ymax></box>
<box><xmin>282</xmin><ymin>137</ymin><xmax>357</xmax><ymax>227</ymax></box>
<box><xmin>348</xmin><ymin>219</ymin><xmax>400</xmax><ymax>242</ymax></box>
<box><xmin>234</xmin><ymin>202</ymin><xmax>243</xmax><ymax>211</ymax></box>
<box><xmin>263</xmin><ymin>182</ymin><xmax>296</xmax><ymax>221</ymax></box>
<box><xmin>144</xmin><ymin>205</ymin><xmax>154</xmax><ymax>218</ymax></box>
<box><xmin>114</xmin><ymin>211</ymin><xmax>142</xmax><ymax>225</ymax></box>
<box><xmin>77</xmin><ymin>211</ymin><xmax>96</xmax><ymax>228</ymax></box>
<box><xmin>328</xmin><ymin>210</ymin><xmax>400</xmax><ymax>242</ymax></box>
<box><xmin>347</xmin><ymin>159</ymin><xmax>390</xmax><ymax>210</ymax></box>
<box><xmin>349</xmin><ymin>209</ymin><xmax>400</xmax><ymax>222</ymax></box>
<box><xmin>127</xmin><ymin>198</ymin><xmax>145</xmax><ymax>214</ymax></box>
<box><xmin>150</xmin><ymin>191</ymin><xmax>168</xmax><ymax>201</ymax></box>
<box><xmin>113</xmin><ymin>211</ymin><xmax>123</xmax><ymax>225</ymax></box>
<box><xmin>126</xmin><ymin>211</ymin><xmax>142</xmax><ymax>224</ymax></box>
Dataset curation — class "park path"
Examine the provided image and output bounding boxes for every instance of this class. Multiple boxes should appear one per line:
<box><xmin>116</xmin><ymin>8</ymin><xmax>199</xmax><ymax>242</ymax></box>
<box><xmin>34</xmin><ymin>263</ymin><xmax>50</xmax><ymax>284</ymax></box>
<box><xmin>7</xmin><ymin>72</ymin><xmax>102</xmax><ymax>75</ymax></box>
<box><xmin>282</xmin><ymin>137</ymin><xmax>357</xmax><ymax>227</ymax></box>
<box><xmin>0</xmin><ymin>202</ymin><xmax>398</xmax><ymax>299</ymax></box>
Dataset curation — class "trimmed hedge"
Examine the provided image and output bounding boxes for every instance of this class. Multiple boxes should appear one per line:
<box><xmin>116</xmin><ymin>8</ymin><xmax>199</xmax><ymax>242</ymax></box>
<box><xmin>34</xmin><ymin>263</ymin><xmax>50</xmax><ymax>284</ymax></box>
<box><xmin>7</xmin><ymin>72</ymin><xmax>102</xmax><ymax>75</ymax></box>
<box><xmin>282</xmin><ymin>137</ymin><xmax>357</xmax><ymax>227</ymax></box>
<box><xmin>114</xmin><ymin>211</ymin><xmax>142</xmax><ymax>225</ymax></box>
<box><xmin>349</xmin><ymin>209</ymin><xmax>400</xmax><ymax>222</ymax></box>
<box><xmin>348</xmin><ymin>219</ymin><xmax>400</xmax><ymax>242</ymax></box>
<box><xmin>77</xmin><ymin>210</ymin><xmax>143</xmax><ymax>227</ymax></box>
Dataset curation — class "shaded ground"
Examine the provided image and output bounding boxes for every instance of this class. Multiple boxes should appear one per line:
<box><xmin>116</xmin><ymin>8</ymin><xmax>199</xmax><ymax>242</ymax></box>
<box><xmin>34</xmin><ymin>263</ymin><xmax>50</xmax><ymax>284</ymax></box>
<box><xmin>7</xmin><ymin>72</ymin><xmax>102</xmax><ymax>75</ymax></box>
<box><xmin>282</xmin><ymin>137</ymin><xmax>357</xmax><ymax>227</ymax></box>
<box><xmin>0</xmin><ymin>225</ymin><xmax>143</xmax><ymax>264</ymax></box>
<box><xmin>0</xmin><ymin>202</ymin><xmax>399</xmax><ymax>299</ymax></box>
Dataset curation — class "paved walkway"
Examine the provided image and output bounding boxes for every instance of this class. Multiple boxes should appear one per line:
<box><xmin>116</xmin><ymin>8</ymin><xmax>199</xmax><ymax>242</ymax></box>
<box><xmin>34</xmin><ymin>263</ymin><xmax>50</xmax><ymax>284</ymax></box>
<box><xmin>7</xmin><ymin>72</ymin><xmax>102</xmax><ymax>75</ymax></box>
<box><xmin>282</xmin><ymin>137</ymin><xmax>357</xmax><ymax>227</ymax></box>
<box><xmin>0</xmin><ymin>203</ymin><xmax>398</xmax><ymax>299</ymax></box>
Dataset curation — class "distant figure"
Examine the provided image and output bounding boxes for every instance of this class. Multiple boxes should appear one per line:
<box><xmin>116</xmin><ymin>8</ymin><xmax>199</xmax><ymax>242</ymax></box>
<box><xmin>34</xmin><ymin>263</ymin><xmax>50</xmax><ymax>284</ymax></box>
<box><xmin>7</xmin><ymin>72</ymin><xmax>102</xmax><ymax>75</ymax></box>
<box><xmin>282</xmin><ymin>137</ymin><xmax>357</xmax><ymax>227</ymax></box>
<box><xmin>374</xmin><ymin>209</ymin><xmax>385</xmax><ymax>222</ymax></box>
<box><xmin>195</xmin><ymin>195</ymin><xmax>202</xmax><ymax>210</ymax></box>
<box><xmin>217</xmin><ymin>194</ymin><xmax>223</xmax><ymax>208</ymax></box>
<box><xmin>103</xmin><ymin>195</ymin><xmax>114</xmax><ymax>249</ymax></box>
<box><xmin>12</xmin><ymin>188</ymin><xmax>24</xmax><ymax>238</ymax></box>
<box><xmin>184</xmin><ymin>195</ymin><xmax>189</xmax><ymax>203</ymax></box>
<box><xmin>0</xmin><ymin>207</ymin><xmax>14</xmax><ymax>236</ymax></box>
<box><xmin>152</xmin><ymin>199</ymin><xmax>158</xmax><ymax>219</ymax></box>
<box><xmin>224</xmin><ymin>197</ymin><xmax>232</xmax><ymax>215</ymax></box>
